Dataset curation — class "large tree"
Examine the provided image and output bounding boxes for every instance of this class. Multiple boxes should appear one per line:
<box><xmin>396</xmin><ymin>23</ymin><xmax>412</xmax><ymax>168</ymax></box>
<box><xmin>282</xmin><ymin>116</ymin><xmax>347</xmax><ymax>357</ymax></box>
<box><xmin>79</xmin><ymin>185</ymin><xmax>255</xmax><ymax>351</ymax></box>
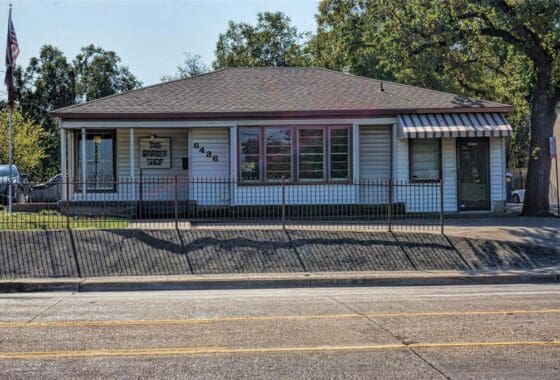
<box><xmin>161</xmin><ymin>53</ymin><xmax>209</xmax><ymax>82</ymax></box>
<box><xmin>311</xmin><ymin>0</ymin><xmax>556</xmax><ymax>215</ymax></box>
<box><xmin>15</xmin><ymin>44</ymin><xmax>142</xmax><ymax>177</ymax></box>
<box><xmin>73</xmin><ymin>44</ymin><xmax>141</xmax><ymax>101</ymax></box>
<box><xmin>214</xmin><ymin>11</ymin><xmax>312</xmax><ymax>68</ymax></box>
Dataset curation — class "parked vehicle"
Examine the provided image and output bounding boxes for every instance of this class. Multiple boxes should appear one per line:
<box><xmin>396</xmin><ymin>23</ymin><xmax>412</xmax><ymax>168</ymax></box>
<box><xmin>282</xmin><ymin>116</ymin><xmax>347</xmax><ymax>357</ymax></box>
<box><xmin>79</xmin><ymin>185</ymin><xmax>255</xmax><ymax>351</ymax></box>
<box><xmin>512</xmin><ymin>189</ymin><xmax>526</xmax><ymax>203</ymax></box>
<box><xmin>31</xmin><ymin>174</ymin><xmax>63</xmax><ymax>203</ymax></box>
<box><xmin>0</xmin><ymin>164</ymin><xmax>31</xmax><ymax>205</ymax></box>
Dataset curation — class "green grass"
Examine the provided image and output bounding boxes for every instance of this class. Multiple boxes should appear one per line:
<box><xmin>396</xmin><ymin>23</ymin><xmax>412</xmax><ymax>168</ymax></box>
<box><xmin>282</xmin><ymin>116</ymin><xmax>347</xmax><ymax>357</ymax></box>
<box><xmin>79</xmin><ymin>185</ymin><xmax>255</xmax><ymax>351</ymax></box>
<box><xmin>0</xmin><ymin>209</ymin><xmax>129</xmax><ymax>231</ymax></box>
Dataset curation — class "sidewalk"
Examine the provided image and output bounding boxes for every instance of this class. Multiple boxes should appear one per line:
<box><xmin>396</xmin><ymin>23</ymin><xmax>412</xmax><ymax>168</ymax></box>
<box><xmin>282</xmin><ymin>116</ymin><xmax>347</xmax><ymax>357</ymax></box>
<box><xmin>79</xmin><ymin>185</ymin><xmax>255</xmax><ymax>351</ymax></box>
<box><xmin>1</xmin><ymin>217</ymin><xmax>559</xmax><ymax>291</ymax></box>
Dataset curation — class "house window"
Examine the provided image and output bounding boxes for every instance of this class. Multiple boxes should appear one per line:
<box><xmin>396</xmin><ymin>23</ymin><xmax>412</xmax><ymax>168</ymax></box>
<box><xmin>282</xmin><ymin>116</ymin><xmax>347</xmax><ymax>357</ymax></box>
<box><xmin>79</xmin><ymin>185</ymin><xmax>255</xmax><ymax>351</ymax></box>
<box><xmin>239</xmin><ymin>126</ymin><xmax>351</xmax><ymax>184</ymax></box>
<box><xmin>409</xmin><ymin>138</ymin><xmax>441</xmax><ymax>181</ymax></box>
<box><xmin>265</xmin><ymin>128</ymin><xmax>292</xmax><ymax>181</ymax></box>
<box><xmin>298</xmin><ymin>128</ymin><xmax>324</xmax><ymax>181</ymax></box>
<box><xmin>240</xmin><ymin>129</ymin><xmax>261</xmax><ymax>182</ymax></box>
<box><xmin>76</xmin><ymin>130</ymin><xmax>116</xmax><ymax>191</ymax></box>
<box><xmin>329</xmin><ymin>128</ymin><xmax>350</xmax><ymax>180</ymax></box>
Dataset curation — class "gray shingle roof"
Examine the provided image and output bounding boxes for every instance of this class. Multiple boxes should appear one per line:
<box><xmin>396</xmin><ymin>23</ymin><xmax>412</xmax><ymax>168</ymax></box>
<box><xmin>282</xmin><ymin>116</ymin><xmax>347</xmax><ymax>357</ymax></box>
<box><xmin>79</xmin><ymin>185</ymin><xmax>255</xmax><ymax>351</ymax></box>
<box><xmin>52</xmin><ymin>67</ymin><xmax>512</xmax><ymax>119</ymax></box>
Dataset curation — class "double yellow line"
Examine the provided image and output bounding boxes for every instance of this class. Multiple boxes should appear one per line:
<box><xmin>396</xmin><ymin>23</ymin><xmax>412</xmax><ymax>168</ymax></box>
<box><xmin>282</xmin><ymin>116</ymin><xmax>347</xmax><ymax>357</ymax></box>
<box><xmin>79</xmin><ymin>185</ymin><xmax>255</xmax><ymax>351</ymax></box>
<box><xmin>1</xmin><ymin>308</ymin><xmax>559</xmax><ymax>329</ymax></box>
<box><xmin>1</xmin><ymin>341</ymin><xmax>559</xmax><ymax>360</ymax></box>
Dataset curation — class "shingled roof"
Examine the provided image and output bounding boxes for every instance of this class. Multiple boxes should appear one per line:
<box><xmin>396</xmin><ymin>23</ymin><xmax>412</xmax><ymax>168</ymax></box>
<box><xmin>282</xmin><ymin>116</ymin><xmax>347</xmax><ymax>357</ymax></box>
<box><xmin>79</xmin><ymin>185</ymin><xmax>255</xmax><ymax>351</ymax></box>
<box><xmin>52</xmin><ymin>67</ymin><xmax>512</xmax><ymax>119</ymax></box>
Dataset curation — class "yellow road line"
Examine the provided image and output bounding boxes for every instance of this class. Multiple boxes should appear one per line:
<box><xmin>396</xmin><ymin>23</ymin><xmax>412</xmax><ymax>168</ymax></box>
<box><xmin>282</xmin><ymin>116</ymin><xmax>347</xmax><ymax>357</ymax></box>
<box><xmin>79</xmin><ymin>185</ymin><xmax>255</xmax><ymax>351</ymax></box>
<box><xmin>1</xmin><ymin>341</ymin><xmax>559</xmax><ymax>360</ymax></box>
<box><xmin>0</xmin><ymin>309</ymin><xmax>559</xmax><ymax>329</ymax></box>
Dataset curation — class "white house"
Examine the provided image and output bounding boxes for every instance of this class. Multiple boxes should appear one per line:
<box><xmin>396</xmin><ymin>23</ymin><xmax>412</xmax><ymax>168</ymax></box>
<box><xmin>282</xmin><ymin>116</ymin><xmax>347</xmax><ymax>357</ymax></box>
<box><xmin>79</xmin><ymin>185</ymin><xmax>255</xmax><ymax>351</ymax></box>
<box><xmin>52</xmin><ymin>67</ymin><xmax>512</xmax><ymax>214</ymax></box>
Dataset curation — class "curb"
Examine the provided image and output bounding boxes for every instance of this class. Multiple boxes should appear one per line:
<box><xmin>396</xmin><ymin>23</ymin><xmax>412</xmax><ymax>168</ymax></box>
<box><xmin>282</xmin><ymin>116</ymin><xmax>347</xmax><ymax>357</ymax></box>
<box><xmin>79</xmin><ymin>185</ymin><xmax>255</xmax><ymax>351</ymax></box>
<box><xmin>1</xmin><ymin>271</ymin><xmax>559</xmax><ymax>292</ymax></box>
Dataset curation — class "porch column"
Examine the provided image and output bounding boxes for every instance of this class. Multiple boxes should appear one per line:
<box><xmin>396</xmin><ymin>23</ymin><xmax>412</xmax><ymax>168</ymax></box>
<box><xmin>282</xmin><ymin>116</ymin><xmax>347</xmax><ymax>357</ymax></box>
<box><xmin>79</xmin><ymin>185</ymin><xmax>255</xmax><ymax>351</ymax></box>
<box><xmin>81</xmin><ymin>128</ymin><xmax>87</xmax><ymax>196</ymax></box>
<box><xmin>59</xmin><ymin>120</ymin><xmax>67</xmax><ymax>201</ymax></box>
<box><xmin>130</xmin><ymin>127</ymin><xmax>135</xmax><ymax>199</ymax></box>
<box><xmin>229</xmin><ymin>124</ymin><xmax>237</xmax><ymax>205</ymax></box>
<box><xmin>391</xmin><ymin>123</ymin><xmax>397</xmax><ymax>179</ymax></box>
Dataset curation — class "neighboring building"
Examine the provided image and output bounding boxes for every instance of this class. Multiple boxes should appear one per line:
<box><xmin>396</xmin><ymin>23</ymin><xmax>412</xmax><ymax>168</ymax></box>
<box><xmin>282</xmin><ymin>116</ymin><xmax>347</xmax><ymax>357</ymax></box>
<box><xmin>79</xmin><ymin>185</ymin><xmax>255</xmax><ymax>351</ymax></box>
<box><xmin>51</xmin><ymin>67</ymin><xmax>512</xmax><ymax>213</ymax></box>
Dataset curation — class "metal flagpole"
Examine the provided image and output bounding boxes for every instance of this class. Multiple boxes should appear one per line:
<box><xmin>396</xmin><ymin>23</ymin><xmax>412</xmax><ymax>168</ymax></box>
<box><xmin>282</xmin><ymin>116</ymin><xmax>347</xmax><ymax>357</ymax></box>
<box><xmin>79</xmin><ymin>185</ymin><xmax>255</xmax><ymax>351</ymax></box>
<box><xmin>5</xmin><ymin>3</ymin><xmax>19</xmax><ymax>215</ymax></box>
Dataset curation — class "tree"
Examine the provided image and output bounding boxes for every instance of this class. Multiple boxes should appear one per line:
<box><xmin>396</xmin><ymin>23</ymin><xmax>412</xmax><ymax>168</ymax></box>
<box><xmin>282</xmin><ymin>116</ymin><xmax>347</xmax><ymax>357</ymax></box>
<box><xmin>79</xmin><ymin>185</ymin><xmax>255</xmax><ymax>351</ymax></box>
<box><xmin>161</xmin><ymin>53</ymin><xmax>209</xmax><ymax>82</ymax></box>
<box><xmin>73</xmin><ymin>44</ymin><xmax>141</xmax><ymax>101</ymax></box>
<box><xmin>15</xmin><ymin>45</ymin><xmax>75</xmax><ymax>177</ymax></box>
<box><xmin>311</xmin><ymin>0</ymin><xmax>556</xmax><ymax>215</ymax></box>
<box><xmin>214</xmin><ymin>11</ymin><xmax>312</xmax><ymax>68</ymax></box>
<box><xmin>14</xmin><ymin>44</ymin><xmax>142</xmax><ymax>177</ymax></box>
<box><xmin>0</xmin><ymin>108</ymin><xmax>47</xmax><ymax>179</ymax></box>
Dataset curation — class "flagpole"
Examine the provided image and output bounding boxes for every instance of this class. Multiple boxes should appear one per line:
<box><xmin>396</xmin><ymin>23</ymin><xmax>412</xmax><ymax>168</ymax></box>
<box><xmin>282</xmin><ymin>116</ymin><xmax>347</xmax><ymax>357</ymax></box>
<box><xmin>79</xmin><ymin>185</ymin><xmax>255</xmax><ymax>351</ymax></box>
<box><xmin>5</xmin><ymin>3</ymin><xmax>16</xmax><ymax>215</ymax></box>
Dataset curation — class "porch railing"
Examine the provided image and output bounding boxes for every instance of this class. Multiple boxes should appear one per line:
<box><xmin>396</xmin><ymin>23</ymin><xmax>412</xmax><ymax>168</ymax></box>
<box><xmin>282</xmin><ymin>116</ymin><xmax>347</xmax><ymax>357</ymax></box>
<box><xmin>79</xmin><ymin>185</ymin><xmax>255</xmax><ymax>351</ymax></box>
<box><xmin>0</xmin><ymin>176</ymin><xmax>444</xmax><ymax>232</ymax></box>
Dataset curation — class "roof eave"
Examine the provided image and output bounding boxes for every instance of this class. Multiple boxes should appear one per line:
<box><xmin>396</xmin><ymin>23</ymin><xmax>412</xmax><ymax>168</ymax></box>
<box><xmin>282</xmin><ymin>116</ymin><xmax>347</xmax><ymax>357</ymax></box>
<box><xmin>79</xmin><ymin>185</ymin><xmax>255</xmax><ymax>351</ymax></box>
<box><xmin>51</xmin><ymin>106</ymin><xmax>514</xmax><ymax>121</ymax></box>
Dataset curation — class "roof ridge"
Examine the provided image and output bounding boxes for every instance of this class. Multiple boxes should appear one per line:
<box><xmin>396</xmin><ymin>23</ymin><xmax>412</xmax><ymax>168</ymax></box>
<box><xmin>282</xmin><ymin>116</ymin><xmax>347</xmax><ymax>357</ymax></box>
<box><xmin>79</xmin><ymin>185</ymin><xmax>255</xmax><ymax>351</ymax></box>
<box><xmin>53</xmin><ymin>67</ymin><xmax>231</xmax><ymax>113</ymax></box>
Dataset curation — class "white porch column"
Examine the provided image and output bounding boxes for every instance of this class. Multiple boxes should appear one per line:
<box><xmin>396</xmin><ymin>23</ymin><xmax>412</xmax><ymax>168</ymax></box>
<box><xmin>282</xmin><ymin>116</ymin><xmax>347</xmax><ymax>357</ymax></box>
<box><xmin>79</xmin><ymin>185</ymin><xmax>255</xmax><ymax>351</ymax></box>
<box><xmin>229</xmin><ymin>124</ymin><xmax>238</xmax><ymax>205</ymax></box>
<box><xmin>130</xmin><ymin>127</ymin><xmax>135</xmax><ymax>199</ymax></box>
<box><xmin>392</xmin><ymin>123</ymin><xmax>398</xmax><ymax>179</ymax></box>
<box><xmin>59</xmin><ymin>120</ymin><xmax>67</xmax><ymax>201</ymax></box>
<box><xmin>352</xmin><ymin>123</ymin><xmax>360</xmax><ymax>204</ymax></box>
<box><xmin>81</xmin><ymin>128</ymin><xmax>87</xmax><ymax>196</ymax></box>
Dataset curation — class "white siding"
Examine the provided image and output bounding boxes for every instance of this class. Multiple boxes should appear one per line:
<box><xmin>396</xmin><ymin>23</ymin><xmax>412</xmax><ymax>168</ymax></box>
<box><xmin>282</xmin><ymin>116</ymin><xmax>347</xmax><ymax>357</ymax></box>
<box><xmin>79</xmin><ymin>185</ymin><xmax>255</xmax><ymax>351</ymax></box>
<box><xmin>116</xmin><ymin>128</ymin><xmax>188</xmax><ymax>178</ymax></box>
<box><xmin>359</xmin><ymin>125</ymin><xmax>391</xmax><ymax>204</ymax></box>
<box><xmin>489</xmin><ymin>137</ymin><xmax>506</xmax><ymax>208</ymax></box>
<box><xmin>120</xmin><ymin>128</ymin><xmax>188</xmax><ymax>201</ymax></box>
<box><xmin>234</xmin><ymin>185</ymin><xmax>356</xmax><ymax>206</ymax></box>
<box><xmin>441</xmin><ymin>138</ymin><xmax>457</xmax><ymax>211</ymax></box>
<box><xmin>190</xmin><ymin>128</ymin><xmax>230</xmax><ymax>205</ymax></box>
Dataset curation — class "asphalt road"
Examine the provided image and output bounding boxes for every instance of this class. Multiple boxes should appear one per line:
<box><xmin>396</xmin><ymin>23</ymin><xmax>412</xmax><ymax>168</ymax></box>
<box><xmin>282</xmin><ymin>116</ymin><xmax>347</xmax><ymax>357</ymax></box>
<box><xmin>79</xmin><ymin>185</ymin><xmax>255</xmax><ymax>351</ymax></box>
<box><xmin>1</xmin><ymin>285</ymin><xmax>559</xmax><ymax>379</ymax></box>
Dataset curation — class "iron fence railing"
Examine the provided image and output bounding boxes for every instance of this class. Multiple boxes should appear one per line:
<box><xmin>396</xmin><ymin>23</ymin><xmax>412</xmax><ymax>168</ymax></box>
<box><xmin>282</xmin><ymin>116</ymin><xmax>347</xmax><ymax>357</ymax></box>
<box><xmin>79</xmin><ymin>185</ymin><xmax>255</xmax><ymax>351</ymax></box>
<box><xmin>0</xmin><ymin>176</ymin><xmax>444</xmax><ymax>232</ymax></box>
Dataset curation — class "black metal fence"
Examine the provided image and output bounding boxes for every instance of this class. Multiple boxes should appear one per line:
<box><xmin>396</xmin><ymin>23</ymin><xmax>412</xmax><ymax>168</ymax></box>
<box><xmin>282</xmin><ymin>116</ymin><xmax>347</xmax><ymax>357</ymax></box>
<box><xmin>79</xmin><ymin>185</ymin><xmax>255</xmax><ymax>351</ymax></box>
<box><xmin>0</xmin><ymin>177</ymin><xmax>444</xmax><ymax>232</ymax></box>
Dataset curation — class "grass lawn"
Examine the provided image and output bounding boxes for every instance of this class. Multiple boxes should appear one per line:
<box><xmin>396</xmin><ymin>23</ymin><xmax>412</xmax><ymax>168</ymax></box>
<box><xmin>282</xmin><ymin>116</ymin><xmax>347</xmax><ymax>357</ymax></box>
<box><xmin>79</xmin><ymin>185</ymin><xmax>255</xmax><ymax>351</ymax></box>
<box><xmin>0</xmin><ymin>210</ymin><xmax>129</xmax><ymax>230</ymax></box>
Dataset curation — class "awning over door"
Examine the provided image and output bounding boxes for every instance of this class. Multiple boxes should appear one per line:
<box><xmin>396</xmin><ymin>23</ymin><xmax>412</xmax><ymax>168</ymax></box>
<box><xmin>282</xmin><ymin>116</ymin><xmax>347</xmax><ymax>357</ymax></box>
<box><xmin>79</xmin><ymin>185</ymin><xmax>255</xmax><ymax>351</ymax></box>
<box><xmin>397</xmin><ymin>113</ymin><xmax>512</xmax><ymax>138</ymax></box>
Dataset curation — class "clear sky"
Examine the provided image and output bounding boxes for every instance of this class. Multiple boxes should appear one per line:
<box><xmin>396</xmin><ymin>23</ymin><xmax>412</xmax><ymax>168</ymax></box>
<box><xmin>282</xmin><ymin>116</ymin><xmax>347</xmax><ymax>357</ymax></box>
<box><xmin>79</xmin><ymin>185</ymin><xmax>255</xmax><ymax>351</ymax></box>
<box><xmin>1</xmin><ymin>0</ymin><xmax>319</xmax><ymax>86</ymax></box>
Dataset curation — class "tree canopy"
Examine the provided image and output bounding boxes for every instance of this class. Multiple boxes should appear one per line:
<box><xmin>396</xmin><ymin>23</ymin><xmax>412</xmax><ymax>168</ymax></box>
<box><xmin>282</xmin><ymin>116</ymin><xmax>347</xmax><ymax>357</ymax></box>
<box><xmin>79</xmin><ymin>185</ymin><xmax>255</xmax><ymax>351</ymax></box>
<box><xmin>213</xmin><ymin>11</ymin><xmax>312</xmax><ymax>68</ymax></box>
<box><xmin>14</xmin><ymin>44</ymin><xmax>142</xmax><ymax>177</ymax></box>
<box><xmin>0</xmin><ymin>108</ymin><xmax>47</xmax><ymax>178</ymax></box>
<box><xmin>161</xmin><ymin>53</ymin><xmax>209</xmax><ymax>82</ymax></box>
<box><xmin>73</xmin><ymin>44</ymin><xmax>141</xmax><ymax>101</ymax></box>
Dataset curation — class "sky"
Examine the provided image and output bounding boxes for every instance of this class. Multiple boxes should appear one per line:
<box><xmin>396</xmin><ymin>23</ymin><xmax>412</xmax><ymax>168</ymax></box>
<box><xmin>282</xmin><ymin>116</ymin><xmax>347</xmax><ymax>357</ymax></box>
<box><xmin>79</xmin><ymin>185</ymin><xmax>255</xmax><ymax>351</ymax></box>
<box><xmin>1</xmin><ymin>0</ymin><xmax>319</xmax><ymax>87</ymax></box>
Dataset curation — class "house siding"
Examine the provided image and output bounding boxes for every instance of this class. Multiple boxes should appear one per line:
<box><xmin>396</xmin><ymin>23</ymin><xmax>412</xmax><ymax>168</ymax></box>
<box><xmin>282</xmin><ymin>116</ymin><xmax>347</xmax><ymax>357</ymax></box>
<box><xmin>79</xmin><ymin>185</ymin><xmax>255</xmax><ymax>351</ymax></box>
<box><xmin>190</xmin><ymin>128</ymin><xmax>231</xmax><ymax>205</ymax></box>
<box><xmin>442</xmin><ymin>138</ymin><xmax>457</xmax><ymax>211</ymax></box>
<box><xmin>489</xmin><ymin>136</ymin><xmax>506</xmax><ymax>209</ymax></box>
<box><xmin>359</xmin><ymin>125</ymin><xmax>391</xmax><ymax>204</ymax></box>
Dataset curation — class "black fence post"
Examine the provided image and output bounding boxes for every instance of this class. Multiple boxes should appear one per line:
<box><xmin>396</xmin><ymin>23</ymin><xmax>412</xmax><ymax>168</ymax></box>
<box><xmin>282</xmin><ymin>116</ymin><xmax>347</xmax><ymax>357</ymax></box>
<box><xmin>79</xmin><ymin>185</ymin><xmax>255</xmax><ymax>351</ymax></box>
<box><xmin>387</xmin><ymin>178</ymin><xmax>393</xmax><ymax>232</ymax></box>
<box><xmin>281</xmin><ymin>176</ymin><xmax>286</xmax><ymax>228</ymax></box>
<box><xmin>440</xmin><ymin>179</ymin><xmax>444</xmax><ymax>234</ymax></box>
<box><xmin>174</xmin><ymin>175</ymin><xmax>179</xmax><ymax>230</ymax></box>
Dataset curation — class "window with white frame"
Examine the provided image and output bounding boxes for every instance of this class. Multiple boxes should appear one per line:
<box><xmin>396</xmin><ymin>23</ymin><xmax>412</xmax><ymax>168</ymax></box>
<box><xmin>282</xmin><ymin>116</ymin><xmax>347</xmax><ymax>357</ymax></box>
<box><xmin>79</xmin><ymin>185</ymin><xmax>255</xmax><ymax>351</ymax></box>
<box><xmin>265</xmin><ymin>128</ymin><xmax>292</xmax><ymax>181</ymax></box>
<box><xmin>239</xmin><ymin>126</ymin><xmax>350</xmax><ymax>183</ymax></box>
<box><xmin>409</xmin><ymin>138</ymin><xmax>441</xmax><ymax>181</ymax></box>
<box><xmin>76</xmin><ymin>130</ymin><xmax>116</xmax><ymax>191</ymax></box>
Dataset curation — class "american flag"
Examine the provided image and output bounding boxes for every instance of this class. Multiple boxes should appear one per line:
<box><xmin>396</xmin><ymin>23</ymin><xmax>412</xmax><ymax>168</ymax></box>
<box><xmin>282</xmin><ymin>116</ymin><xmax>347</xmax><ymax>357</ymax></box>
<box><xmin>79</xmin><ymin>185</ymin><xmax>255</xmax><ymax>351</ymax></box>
<box><xmin>5</xmin><ymin>6</ymin><xmax>19</xmax><ymax>110</ymax></box>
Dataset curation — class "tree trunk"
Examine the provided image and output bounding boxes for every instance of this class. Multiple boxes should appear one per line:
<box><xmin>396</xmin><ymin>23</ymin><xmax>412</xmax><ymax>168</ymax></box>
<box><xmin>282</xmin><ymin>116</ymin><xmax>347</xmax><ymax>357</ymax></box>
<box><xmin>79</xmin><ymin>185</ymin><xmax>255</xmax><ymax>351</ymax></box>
<box><xmin>522</xmin><ymin>76</ymin><xmax>557</xmax><ymax>216</ymax></box>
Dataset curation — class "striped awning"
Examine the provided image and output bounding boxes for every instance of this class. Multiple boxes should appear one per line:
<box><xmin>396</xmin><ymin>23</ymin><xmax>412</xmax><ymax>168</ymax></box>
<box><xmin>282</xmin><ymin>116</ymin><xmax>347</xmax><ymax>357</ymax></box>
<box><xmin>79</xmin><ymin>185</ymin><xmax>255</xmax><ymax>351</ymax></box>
<box><xmin>397</xmin><ymin>113</ymin><xmax>512</xmax><ymax>138</ymax></box>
